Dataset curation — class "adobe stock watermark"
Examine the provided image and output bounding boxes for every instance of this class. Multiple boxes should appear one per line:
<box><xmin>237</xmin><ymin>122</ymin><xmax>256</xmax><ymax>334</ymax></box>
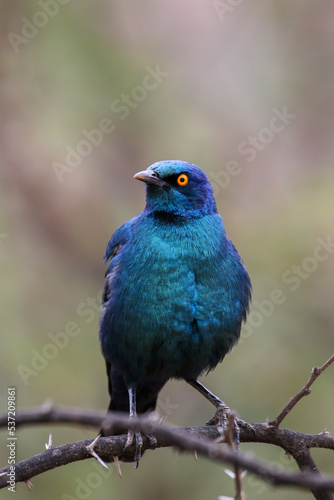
<box><xmin>61</xmin><ymin>461</ymin><xmax>112</xmax><ymax>500</ymax></box>
<box><xmin>240</xmin><ymin>234</ymin><xmax>334</xmax><ymax>342</ymax></box>
<box><xmin>7</xmin><ymin>0</ymin><xmax>71</xmax><ymax>54</ymax></box>
<box><xmin>209</xmin><ymin>106</ymin><xmax>296</xmax><ymax>196</ymax></box>
<box><xmin>212</xmin><ymin>0</ymin><xmax>244</xmax><ymax>22</ymax></box>
<box><xmin>156</xmin><ymin>396</ymin><xmax>180</xmax><ymax>421</ymax></box>
<box><xmin>17</xmin><ymin>289</ymin><xmax>103</xmax><ymax>385</ymax></box>
<box><xmin>0</xmin><ymin>233</ymin><xmax>9</xmax><ymax>244</ymax></box>
<box><xmin>52</xmin><ymin>65</ymin><xmax>170</xmax><ymax>183</ymax></box>
<box><xmin>219</xmin><ymin>447</ymin><xmax>294</xmax><ymax>499</ymax></box>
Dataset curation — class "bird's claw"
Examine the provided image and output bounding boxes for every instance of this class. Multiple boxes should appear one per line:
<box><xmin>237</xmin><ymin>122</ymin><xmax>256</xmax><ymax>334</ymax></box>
<box><xmin>124</xmin><ymin>429</ymin><xmax>143</xmax><ymax>468</ymax></box>
<box><xmin>123</xmin><ymin>429</ymin><xmax>157</xmax><ymax>467</ymax></box>
<box><xmin>148</xmin><ymin>433</ymin><xmax>157</xmax><ymax>449</ymax></box>
<box><xmin>124</xmin><ymin>429</ymin><xmax>135</xmax><ymax>450</ymax></box>
<box><xmin>206</xmin><ymin>405</ymin><xmax>243</xmax><ymax>451</ymax></box>
<box><xmin>206</xmin><ymin>403</ymin><xmax>231</xmax><ymax>427</ymax></box>
<box><xmin>237</xmin><ymin>418</ymin><xmax>256</xmax><ymax>435</ymax></box>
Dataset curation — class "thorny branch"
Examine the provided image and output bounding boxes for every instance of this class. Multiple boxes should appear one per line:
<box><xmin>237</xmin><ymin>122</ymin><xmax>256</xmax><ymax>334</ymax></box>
<box><xmin>0</xmin><ymin>355</ymin><xmax>333</xmax><ymax>500</ymax></box>
<box><xmin>0</xmin><ymin>413</ymin><xmax>333</xmax><ymax>494</ymax></box>
<box><xmin>269</xmin><ymin>353</ymin><xmax>334</xmax><ymax>427</ymax></box>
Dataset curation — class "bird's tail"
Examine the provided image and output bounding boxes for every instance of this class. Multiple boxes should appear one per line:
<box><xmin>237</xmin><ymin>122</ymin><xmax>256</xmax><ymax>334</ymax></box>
<box><xmin>105</xmin><ymin>363</ymin><xmax>166</xmax><ymax>414</ymax></box>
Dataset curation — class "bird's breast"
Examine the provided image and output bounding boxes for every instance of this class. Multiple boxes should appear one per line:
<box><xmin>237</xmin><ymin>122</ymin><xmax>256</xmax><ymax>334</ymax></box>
<box><xmin>101</xmin><ymin>215</ymin><xmax>244</xmax><ymax>382</ymax></box>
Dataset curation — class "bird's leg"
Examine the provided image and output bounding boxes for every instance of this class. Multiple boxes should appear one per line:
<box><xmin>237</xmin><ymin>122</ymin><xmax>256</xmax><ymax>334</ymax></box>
<box><xmin>187</xmin><ymin>379</ymin><xmax>230</xmax><ymax>427</ymax></box>
<box><xmin>187</xmin><ymin>379</ymin><xmax>253</xmax><ymax>450</ymax></box>
<box><xmin>123</xmin><ymin>386</ymin><xmax>157</xmax><ymax>467</ymax></box>
<box><xmin>124</xmin><ymin>386</ymin><xmax>143</xmax><ymax>468</ymax></box>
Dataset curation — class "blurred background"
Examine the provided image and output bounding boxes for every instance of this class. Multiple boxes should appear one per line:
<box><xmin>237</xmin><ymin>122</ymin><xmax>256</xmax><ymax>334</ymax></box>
<box><xmin>1</xmin><ymin>1</ymin><xmax>333</xmax><ymax>499</ymax></box>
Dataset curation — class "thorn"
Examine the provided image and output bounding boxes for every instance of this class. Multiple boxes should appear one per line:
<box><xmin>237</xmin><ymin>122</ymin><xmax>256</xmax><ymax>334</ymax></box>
<box><xmin>159</xmin><ymin>415</ymin><xmax>165</xmax><ymax>425</ymax></box>
<box><xmin>224</xmin><ymin>468</ymin><xmax>236</xmax><ymax>479</ymax></box>
<box><xmin>45</xmin><ymin>433</ymin><xmax>52</xmax><ymax>450</ymax></box>
<box><xmin>113</xmin><ymin>456</ymin><xmax>122</xmax><ymax>478</ymax></box>
<box><xmin>194</xmin><ymin>450</ymin><xmax>198</xmax><ymax>461</ymax></box>
<box><xmin>0</xmin><ymin>472</ymin><xmax>8</xmax><ymax>477</ymax></box>
<box><xmin>148</xmin><ymin>410</ymin><xmax>159</xmax><ymax>422</ymax></box>
<box><xmin>90</xmin><ymin>449</ymin><xmax>109</xmax><ymax>469</ymax></box>
<box><xmin>88</xmin><ymin>434</ymin><xmax>102</xmax><ymax>450</ymax></box>
<box><xmin>41</xmin><ymin>398</ymin><xmax>53</xmax><ymax>412</ymax></box>
<box><xmin>25</xmin><ymin>480</ymin><xmax>33</xmax><ymax>490</ymax></box>
<box><xmin>223</xmin><ymin>468</ymin><xmax>247</xmax><ymax>480</ymax></box>
<box><xmin>86</xmin><ymin>434</ymin><xmax>109</xmax><ymax>470</ymax></box>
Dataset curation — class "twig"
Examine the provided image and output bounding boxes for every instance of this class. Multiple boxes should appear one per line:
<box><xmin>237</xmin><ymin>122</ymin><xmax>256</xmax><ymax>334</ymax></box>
<box><xmin>225</xmin><ymin>413</ymin><xmax>245</xmax><ymax>500</ymax></box>
<box><xmin>0</xmin><ymin>404</ymin><xmax>108</xmax><ymax>429</ymax></box>
<box><xmin>295</xmin><ymin>448</ymin><xmax>333</xmax><ymax>500</ymax></box>
<box><xmin>269</xmin><ymin>353</ymin><xmax>334</xmax><ymax>427</ymax></box>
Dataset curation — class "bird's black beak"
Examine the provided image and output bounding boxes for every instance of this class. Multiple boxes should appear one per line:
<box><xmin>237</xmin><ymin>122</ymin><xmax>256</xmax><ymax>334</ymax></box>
<box><xmin>133</xmin><ymin>170</ymin><xmax>168</xmax><ymax>188</ymax></box>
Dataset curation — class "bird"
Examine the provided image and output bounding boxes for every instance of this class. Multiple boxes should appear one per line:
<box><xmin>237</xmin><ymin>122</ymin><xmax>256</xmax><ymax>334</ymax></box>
<box><xmin>99</xmin><ymin>160</ymin><xmax>251</xmax><ymax>466</ymax></box>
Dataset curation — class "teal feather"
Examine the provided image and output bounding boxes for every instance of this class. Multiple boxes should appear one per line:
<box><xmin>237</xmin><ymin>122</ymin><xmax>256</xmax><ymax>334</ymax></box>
<box><xmin>100</xmin><ymin>160</ymin><xmax>251</xmax><ymax>422</ymax></box>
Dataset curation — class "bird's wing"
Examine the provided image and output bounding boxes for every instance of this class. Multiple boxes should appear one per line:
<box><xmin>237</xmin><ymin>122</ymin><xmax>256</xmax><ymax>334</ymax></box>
<box><xmin>223</xmin><ymin>237</ymin><xmax>252</xmax><ymax>320</ymax></box>
<box><xmin>102</xmin><ymin>218</ymin><xmax>135</xmax><ymax>304</ymax></box>
<box><xmin>103</xmin><ymin>220</ymin><xmax>134</xmax><ymax>263</ymax></box>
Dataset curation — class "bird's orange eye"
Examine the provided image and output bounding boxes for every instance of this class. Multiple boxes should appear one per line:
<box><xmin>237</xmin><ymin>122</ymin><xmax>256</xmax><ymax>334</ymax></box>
<box><xmin>177</xmin><ymin>174</ymin><xmax>189</xmax><ymax>186</ymax></box>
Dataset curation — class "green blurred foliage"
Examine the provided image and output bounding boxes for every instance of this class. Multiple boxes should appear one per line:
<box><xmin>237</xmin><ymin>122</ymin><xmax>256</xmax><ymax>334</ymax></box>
<box><xmin>0</xmin><ymin>1</ymin><xmax>333</xmax><ymax>499</ymax></box>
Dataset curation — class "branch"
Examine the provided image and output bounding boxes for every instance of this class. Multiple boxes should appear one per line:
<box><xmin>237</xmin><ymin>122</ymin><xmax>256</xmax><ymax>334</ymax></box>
<box><xmin>1</xmin><ymin>355</ymin><xmax>333</xmax><ymax>499</ymax></box>
<box><xmin>0</xmin><ymin>402</ymin><xmax>108</xmax><ymax>429</ymax></box>
<box><xmin>0</xmin><ymin>408</ymin><xmax>333</xmax><ymax>495</ymax></box>
<box><xmin>1</xmin><ymin>404</ymin><xmax>333</xmax><ymax>452</ymax></box>
<box><xmin>269</xmin><ymin>353</ymin><xmax>334</xmax><ymax>427</ymax></box>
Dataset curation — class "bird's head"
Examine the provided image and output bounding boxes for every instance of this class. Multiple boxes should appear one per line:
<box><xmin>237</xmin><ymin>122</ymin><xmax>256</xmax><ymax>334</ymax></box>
<box><xmin>134</xmin><ymin>160</ymin><xmax>217</xmax><ymax>218</ymax></box>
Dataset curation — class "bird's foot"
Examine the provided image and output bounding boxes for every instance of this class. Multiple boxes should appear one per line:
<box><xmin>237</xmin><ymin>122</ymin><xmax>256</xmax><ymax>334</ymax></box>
<box><xmin>124</xmin><ymin>430</ymin><xmax>157</xmax><ymax>467</ymax></box>
<box><xmin>206</xmin><ymin>402</ymin><xmax>231</xmax><ymax>427</ymax></box>
<box><xmin>237</xmin><ymin>418</ymin><xmax>256</xmax><ymax>435</ymax></box>
<box><xmin>209</xmin><ymin>411</ymin><xmax>241</xmax><ymax>451</ymax></box>
<box><xmin>206</xmin><ymin>405</ymin><xmax>243</xmax><ymax>451</ymax></box>
<box><xmin>147</xmin><ymin>433</ymin><xmax>157</xmax><ymax>449</ymax></box>
<box><xmin>124</xmin><ymin>429</ymin><xmax>143</xmax><ymax>468</ymax></box>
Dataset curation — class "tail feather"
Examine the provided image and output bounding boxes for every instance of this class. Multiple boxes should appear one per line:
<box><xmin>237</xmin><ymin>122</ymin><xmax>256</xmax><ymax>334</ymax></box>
<box><xmin>101</xmin><ymin>361</ymin><xmax>166</xmax><ymax>431</ymax></box>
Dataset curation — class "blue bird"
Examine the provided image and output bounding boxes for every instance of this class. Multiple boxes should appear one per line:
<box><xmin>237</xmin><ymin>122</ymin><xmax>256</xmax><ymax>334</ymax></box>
<box><xmin>99</xmin><ymin>160</ymin><xmax>251</xmax><ymax>465</ymax></box>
